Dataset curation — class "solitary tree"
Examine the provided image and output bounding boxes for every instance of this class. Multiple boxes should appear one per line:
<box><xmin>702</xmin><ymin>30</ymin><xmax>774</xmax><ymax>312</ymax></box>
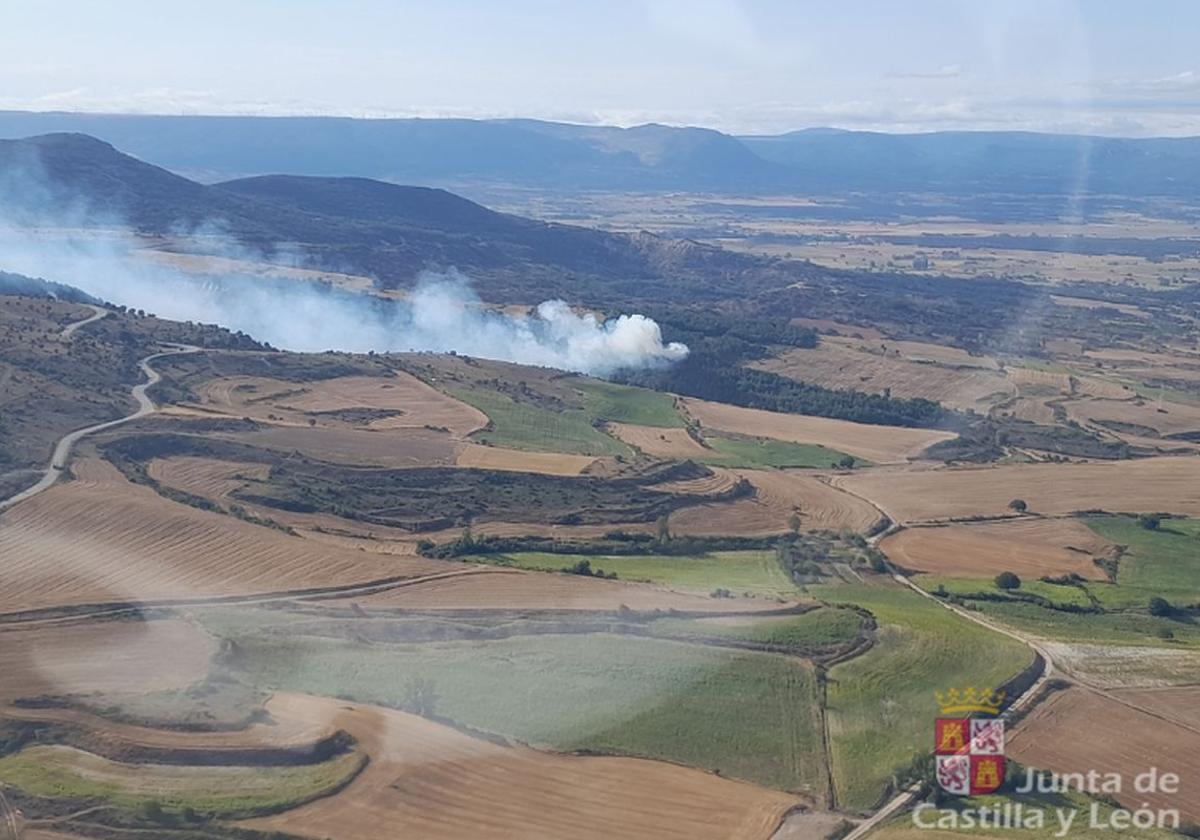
<box><xmin>787</xmin><ymin>511</ymin><xmax>802</xmax><ymax>534</ymax></box>
<box><xmin>1138</xmin><ymin>513</ymin><xmax>1163</xmax><ymax>531</ymax></box>
<box><xmin>995</xmin><ymin>571</ymin><xmax>1022</xmax><ymax>591</ymax></box>
<box><xmin>1008</xmin><ymin>499</ymin><xmax>1028</xmax><ymax>513</ymax></box>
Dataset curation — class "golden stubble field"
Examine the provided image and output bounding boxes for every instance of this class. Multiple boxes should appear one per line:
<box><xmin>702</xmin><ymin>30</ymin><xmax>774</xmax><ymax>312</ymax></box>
<box><xmin>832</xmin><ymin>456</ymin><xmax>1200</xmax><ymax>524</ymax></box>
<box><xmin>240</xmin><ymin>693</ymin><xmax>802</xmax><ymax>840</ymax></box>
<box><xmin>880</xmin><ymin>518</ymin><xmax>1114</xmax><ymax>580</ymax></box>
<box><xmin>681</xmin><ymin>398</ymin><xmax>956</xmax><ymax>464</ymax></box>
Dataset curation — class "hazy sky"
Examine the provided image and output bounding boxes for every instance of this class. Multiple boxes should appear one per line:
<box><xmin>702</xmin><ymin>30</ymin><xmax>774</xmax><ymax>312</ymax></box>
<box><xmin>2</xmin><ymin>0</ymin><xmax>1198</xmax><ymax>135</ymax></box>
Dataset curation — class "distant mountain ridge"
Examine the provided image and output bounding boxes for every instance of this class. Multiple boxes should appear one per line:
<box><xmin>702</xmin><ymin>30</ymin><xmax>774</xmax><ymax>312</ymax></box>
<box><xmin>0</xmin><ymin>132</ymin><xmax>782</xmax><ymax>304</ymax></box>
<box><xmin>3</xmin><ymin>111</ymin><xmax>1200</xmax><ymax>198</ymax></box>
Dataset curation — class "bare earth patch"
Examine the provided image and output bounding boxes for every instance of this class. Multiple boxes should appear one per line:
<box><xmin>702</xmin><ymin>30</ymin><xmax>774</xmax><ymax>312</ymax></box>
<box><xmin>881</xmin><ymin>518</ymin><xmax>1113</xmax><ymax>581</ymax></box>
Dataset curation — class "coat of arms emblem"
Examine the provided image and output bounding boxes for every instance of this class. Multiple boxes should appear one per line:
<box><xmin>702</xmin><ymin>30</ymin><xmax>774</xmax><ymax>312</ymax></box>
<box><xmin>934</xmin><ymin>687</ymin><xmax>1006</xmax><ymax>795</ymax></box>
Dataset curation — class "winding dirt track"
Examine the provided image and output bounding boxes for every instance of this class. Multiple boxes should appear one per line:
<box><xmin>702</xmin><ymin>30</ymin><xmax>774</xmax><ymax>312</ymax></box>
<box><xmin>0</xmin><ymin>306</ymin><xmax>200</xmax><ymax>512</ymax></box>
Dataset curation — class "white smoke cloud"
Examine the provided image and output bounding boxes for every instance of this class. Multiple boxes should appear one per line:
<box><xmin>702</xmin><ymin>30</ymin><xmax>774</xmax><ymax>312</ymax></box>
<box><xmin>0</xmin><ymin>224</ymin><xmax>688</xmax><ymax>377</ymax></box>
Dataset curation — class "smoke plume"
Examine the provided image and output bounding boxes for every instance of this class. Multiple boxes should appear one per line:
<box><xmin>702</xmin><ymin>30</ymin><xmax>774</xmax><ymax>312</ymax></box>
<box><xmin>0</xmin><ymin>225</ymin><xmax>688</xmax><ymax>377</ymax></box>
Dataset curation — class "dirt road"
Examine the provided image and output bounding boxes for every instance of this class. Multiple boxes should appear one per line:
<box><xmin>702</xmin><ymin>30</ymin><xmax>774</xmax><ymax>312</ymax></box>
<box><xmin>0</xmin><ymin>307</ymin><xmax>199</xmax><ymax>512</ymax></box>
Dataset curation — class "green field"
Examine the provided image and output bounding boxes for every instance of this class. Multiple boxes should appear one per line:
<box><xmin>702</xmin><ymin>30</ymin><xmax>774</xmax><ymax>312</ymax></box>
<box><xmin>965</xmin><ymin>599</ymin><xmax>1200</xmax><ymax>647</ymax></box>
<box><xmin>1085</xmin><ymin>515</ymin><xmax>1200</xmax><ymax>607</ymax></box>
<box><xmin>809</xmin><ymin>581</ymin><xmax>1034</xmax><ymax>812</ymax></box>
<box><xmin>650</xmin><ymin>607</ymin><xmax>865</xmax><ymax>652</ymax></box>
<box><xmin>0</xmin><ymin>745</ymin><xmax>363</xmax><ymax>818</ymax></box>
<box><xmin>220</xmin><ymin>630</ymin><xmax>828</xmax><ymax>796</ymax></box>
<box><xmin>699</xmin><ymin>435</ymin><xmax>865</xmax><ymax>469</ymax></box>
<box><xmin>913</xmin><ymin>516</ymin><xmax>1200</xmax><ymax>648</ymax></box>
<box><xmin>466</xmin><ymin>549</ymin><xmax>799</xmax><ymax>597</ymax></box>
<box><xmin>447</xmin><ymin>386</ymin><xmax>631</xmax><ymax>456</ymax></box>
<box><xmin>573</xmin><ymin>378</ymin><xmax>684</xmax><ymax>427</ymax></box>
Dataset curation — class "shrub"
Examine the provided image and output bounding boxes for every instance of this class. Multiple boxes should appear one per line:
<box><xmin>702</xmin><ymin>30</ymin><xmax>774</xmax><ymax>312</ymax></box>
<box><xmin>995</xmin><ymin>571</ymin><xmax>1022</xmax><ymax>591</ymax></box>
<box><xmin>1148</xmin><ymin>596</ymin><xmax>1173</xmax><ymax>617</ymax></box>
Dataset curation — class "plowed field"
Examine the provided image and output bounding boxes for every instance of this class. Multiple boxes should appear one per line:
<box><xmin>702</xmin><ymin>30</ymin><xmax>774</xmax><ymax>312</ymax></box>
<box><xmin>1009</xmin><ymin>686</ymin><xmax>1200</xmax><ymax>823</ymax></box>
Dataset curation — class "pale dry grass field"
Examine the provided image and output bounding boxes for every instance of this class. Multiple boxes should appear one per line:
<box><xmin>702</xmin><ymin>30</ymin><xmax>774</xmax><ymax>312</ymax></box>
<box><xmin>681</xmin><ymin>398</ymin><xmax>955</xmax><ymax>464</ymax></box>
<box><xmin>241</xmin><ymin>693</ymin><xmax>801</xmax><ymax>840</ymax></box>
<box><xmin>881</xmin><ymin>518</ymin><xmax>1113</xmax><ymax>581</ymax></box>
<box><xmin>1038</xmin><ymin>642</ymin><xmax>1200</xmax><ymax>688</ymax></box>
<box><xmin>832</xmin><ymin>457</ymin><xmax>1200</xmax><ymax>524</ymax></box>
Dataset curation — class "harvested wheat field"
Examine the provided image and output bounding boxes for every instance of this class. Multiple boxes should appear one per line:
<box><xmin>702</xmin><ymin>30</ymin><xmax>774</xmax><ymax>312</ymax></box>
<box><xmin>241</xmin><ymin>693</ymin><xmax>800</xmax><ymax>840</ymax></box>
<box><xmin>147</xmin><ymin>456</ymin><xmax>270</xmax><ymax>500</ymax></box>
<box><xmin>881</xmin><ymin>518</ymin><xmax>1113</xmax><ymax>581</ymax></box>
<box><xmin>331</xmin><ymin>567</ymin><xmax>789</xmax><ymax>613</ymax></box>
<box><xmin>0</xmin><ymin>702</ymin><xmax>336</xmax><ymax>758</ymax></box>
<box><xmin>1003</xmin><ymin>367</ymin><xmax>1072</xmax><ymax>394</ymax></box>
<box><xmin>681</xmin><ymin>398</ymin><xmax>955</xmax><ymax>464</ymax></box>
<box><xmin>0</xmin><ymin>619</ymin><xmax>213</xmax><ymax>701</ymax></box>
<box><xmin>608</xmin><ymin>423</ymin><xmax>713</xmax><ymax>459</ymax></box>
<box><xmin>0</xmin><ymin>458</ymin><xmax>446</xmax><ymax>615</ymax></box>
<box><xmin>876</xmin><ymin>340</ymin><xmax>1000</xmax><ymax>369</ymax></box>
<box><xmin>754</xmin><ymin>339</ymin><xmax>1013</xmax><ymax>413</ymax></box>
<box><xmin>1010</xmin><ymin>686</ymin><xmax>1200</xmax><ymax>823</ymax></box>
<box><xmin>455</xmin><ymin>443</ymin><xmax>596</xmax><ymax>475</ymax></box>
<box><xmin>651</xmin><ymin>467</ymin><xmax>744</xmax><ymax>496</ymax></box>
<box><xmin>832</xmin><ymin>457</ymin><xmax>1200</xmax><ymax>524</ymax></box>
<box><xmin>669</xmin><ymin>470</ymin><xmax>881</xmax><ymax>537</ymax></box>
<box><xmin>998</xmin><ymin>395</ymin><xmax>1060</xmax><ymax>426</ymax></box>
<box><xmin>1062</xmin><ymin>396</ymin><xmax>1200</xmax><ymax>438</ymax></box>
<box><xmin>193</xmin><ymin>373</ymin><xmax>487</xmax><ymax>435</ymax></box>
<box><xmin>223</xmin><ymin>426</ymin><xmax>461</xmax><ymax>467</ymax></box>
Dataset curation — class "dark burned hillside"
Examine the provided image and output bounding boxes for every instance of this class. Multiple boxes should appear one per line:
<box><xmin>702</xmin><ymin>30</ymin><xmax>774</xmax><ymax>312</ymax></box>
<box><xmin>103</xmin><ymin>433</ymin><xmax>745</xmax><ymax>531</ymax></box>
<box><xmin>0</xmin><ymin>290</ymin><xmax>263</xmax><ymax>497</ymax></box>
